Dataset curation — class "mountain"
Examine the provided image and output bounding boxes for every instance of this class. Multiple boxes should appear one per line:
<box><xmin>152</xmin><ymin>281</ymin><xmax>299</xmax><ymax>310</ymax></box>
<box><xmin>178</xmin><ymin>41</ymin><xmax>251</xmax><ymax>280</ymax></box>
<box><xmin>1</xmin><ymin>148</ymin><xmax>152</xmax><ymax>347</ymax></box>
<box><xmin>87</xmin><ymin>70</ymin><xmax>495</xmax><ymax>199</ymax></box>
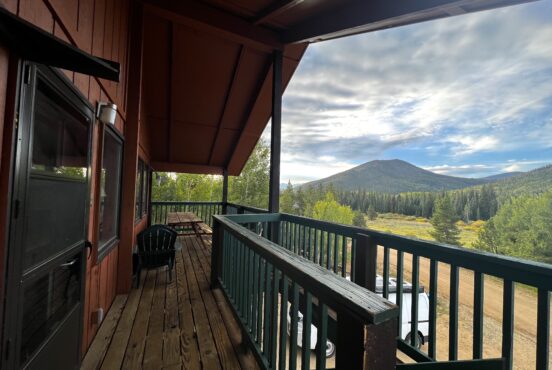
<box><xmin>303</xmin><ymin>159</ymin><xmax>491</xmax><ymax>193</ymax></box>
<box><xmin>481</xmin><ymin>172</ymin><xmax>524</xmax><ymax>181</ymax></box>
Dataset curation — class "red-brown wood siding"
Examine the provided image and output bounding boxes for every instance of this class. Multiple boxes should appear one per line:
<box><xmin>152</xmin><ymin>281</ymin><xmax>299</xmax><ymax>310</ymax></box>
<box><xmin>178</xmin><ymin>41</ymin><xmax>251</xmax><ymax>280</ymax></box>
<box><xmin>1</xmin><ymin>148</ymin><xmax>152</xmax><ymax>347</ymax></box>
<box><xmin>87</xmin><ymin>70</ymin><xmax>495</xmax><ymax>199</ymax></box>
<box><xmin>0</xmin><ymin>0</ymin><xmax>138</xmax><ymax>355</ymax></box>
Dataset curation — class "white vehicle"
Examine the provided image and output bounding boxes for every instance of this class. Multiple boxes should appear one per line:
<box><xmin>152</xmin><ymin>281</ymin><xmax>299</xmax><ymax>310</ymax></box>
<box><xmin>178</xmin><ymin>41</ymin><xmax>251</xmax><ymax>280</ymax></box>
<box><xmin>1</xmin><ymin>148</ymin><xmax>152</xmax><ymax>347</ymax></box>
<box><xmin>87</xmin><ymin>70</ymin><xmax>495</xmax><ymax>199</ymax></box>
<box><xmin>374</xmin><ymin>275</ymin><xmax>430</xmax><ymax>348</ymax></box>
<box><xmin>287</xmin><ymin>309</ymin><xmax>336</xmax><ymax>358</ymax></box>
<box><xmin>289</xmin><ymin>274</ymin><xmax>430</xmax><ymax>357</ymax></box>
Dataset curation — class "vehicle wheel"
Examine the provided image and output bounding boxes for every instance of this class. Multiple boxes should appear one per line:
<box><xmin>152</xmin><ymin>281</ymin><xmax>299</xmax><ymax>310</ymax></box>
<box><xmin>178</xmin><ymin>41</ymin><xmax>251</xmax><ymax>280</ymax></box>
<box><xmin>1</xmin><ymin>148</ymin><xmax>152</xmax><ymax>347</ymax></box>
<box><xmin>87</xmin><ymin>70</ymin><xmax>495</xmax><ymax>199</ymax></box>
<box><xmin>325</xmin><ymin>340</ymin><xmax>336</xmax><ymax>358</ymax></box>
<box><xmin>405</xmin><ymin>332</ymin><xmax>423</xmax><ymax>349</ymax></box>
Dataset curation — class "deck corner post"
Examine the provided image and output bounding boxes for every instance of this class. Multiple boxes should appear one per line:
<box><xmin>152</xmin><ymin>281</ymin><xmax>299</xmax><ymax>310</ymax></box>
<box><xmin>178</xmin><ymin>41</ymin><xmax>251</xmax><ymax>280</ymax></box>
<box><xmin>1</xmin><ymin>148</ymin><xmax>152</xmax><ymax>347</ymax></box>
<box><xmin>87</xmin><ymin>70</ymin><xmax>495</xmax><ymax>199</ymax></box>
<box><xmin>364</xmin><ymin>319</ymin><xmax>398</xmax><ymax>369</ymax></box>
<box><xmin>336</xmin><ymin>310</ymin><xmax>365</xmax><ymax>369</ymax></box>
<box><xmin>211</xmin><ymin>218</ymin><xmax>223</xmax><ymax>289</ymax></box>
<box><xmin>354</xmin><ymin>233</ymin><xmax>377</xmax><ymax>291</ymax></box>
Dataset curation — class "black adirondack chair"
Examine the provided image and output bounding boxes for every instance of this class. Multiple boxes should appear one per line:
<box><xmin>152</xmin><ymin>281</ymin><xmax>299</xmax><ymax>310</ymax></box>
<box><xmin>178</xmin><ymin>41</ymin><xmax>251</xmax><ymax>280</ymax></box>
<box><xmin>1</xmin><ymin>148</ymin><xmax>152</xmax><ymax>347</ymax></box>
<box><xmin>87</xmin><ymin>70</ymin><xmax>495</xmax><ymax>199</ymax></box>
<box><xmin>135</xmin><ymin>224</ymin><xmax>178</xmax><ymax>287</ymax></box>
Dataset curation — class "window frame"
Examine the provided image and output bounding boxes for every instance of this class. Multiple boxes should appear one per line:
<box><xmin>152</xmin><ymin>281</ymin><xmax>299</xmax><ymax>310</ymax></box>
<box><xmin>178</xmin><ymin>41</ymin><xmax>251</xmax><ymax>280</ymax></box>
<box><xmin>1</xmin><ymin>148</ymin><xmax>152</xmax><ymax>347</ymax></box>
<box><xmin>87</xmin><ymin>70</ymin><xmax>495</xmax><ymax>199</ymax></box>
<box><xmin>97</xmin><ymin>124</ymin><xmax>124</xmax><ymax>261</ymax></box>
<box><xmin>134</xmin><ymin>159</ymin><xmax>150</xmax><ymax>222</ymax></box>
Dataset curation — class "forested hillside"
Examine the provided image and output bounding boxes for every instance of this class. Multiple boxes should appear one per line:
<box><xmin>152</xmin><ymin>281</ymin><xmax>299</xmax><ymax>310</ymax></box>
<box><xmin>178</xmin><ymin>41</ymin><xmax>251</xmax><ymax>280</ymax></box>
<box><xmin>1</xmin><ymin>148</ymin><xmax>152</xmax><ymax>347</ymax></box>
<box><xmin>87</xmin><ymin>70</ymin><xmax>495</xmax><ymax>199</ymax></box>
<box><xmin>492</xmin><ymin>164</ymin><xmax>552</xmax><ymax>201</ymax></box>
<box><xmin>335</xmin><ymin>164</ymin><xmax>552</xmax><ymax>221</ymax></box>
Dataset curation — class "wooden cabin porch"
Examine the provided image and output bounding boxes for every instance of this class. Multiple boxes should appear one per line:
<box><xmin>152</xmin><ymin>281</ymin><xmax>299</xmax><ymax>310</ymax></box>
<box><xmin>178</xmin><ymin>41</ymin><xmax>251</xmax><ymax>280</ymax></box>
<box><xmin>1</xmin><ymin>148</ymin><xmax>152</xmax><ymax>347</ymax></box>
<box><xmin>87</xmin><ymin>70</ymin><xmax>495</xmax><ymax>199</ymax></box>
<box><xmin>81</xmin><ymin>234</ymin><xmax>260</xmax><ymax>370</ymax></box>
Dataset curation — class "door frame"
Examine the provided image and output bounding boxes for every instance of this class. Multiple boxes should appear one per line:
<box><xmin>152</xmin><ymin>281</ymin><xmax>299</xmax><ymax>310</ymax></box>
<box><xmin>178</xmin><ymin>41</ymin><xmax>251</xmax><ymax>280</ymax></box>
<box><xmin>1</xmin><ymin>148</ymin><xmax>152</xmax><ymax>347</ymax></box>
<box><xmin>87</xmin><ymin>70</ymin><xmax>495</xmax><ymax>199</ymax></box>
<box><xmin>2</xmin><ymin>62</ymin><xmax>94</xmax><ymax>369</ymax></box>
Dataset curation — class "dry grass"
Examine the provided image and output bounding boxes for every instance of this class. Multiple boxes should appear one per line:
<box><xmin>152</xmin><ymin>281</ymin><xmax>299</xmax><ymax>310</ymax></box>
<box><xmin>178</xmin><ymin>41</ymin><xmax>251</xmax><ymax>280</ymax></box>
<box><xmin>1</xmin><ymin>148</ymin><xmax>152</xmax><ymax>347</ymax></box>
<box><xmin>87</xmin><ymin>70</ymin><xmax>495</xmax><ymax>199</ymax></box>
<box><xmin>366</xmin><ymin>213</ymin><xmax>482</xmax><ymax>247</ymax></box>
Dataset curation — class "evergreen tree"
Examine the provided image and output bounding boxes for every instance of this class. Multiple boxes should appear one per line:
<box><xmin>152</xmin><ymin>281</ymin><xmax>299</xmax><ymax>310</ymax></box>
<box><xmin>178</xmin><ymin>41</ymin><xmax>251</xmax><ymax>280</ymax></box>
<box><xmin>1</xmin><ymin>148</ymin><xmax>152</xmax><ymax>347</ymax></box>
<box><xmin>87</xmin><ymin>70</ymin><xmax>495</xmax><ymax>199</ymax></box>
<box><xmin>280</xmin><ymin>181</ymin><xmax>295</xmax><ymax>214</ymax></box>
<box><xmin>352</xmin><ymin>211</ymin><xmax>366</xmax><ymax>227</ymax></box>
<box><xmin>367</xmin><ymin>205</ymin><xmax>377</xmax><ymax>220</ymax></box>
<box><xmin>430</xmin><ymin>195</ymin><xmax>461</xmax><ymax>245</ymax></box>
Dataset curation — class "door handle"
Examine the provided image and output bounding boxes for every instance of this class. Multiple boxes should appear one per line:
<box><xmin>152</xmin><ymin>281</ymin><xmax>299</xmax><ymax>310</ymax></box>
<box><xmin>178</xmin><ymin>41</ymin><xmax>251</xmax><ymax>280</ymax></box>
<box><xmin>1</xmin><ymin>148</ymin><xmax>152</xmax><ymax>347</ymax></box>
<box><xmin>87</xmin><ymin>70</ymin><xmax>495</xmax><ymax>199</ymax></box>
<box><xmin>60</xmin><ymin>259</ymin><xmax>77</xmax><ymax>268</ymax></box>
<box><xmin>85</xmin><ymin>240</ymin><xmax>93</xmax><ymax>259</ymax></box>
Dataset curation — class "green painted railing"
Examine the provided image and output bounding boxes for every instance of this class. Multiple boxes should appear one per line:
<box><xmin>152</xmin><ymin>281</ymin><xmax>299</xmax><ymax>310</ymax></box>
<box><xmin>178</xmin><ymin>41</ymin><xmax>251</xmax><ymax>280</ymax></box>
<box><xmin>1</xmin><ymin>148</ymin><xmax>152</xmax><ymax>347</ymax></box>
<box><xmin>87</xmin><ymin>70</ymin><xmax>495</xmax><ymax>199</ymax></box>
<box><xmin>211</xmin><ymin>213</ymin><xmax>399</xmax><ymax>370</ymax></box>
<box><xmin>150</xmin><ymin>202</ymin><xmax>551</xmax><ymax>369</ymax></box>
<box><xmin>222</xmin><ymin>212</ymin><xmax>552</xmax><ymax>370</ymax></box>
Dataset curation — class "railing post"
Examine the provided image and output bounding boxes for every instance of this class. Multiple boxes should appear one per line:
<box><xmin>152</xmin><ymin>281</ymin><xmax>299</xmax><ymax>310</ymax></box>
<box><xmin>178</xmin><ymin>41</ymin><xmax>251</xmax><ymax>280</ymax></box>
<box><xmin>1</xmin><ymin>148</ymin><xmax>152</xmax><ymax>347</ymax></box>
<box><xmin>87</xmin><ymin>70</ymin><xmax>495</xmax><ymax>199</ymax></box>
<box><xmin>211</xmin><ymin>218</ymin><xmax>223</xmax><ymax>289</ymax></box>
<box><xmin>336</xmin><ymin>310</ymin><xmax>365</xmax><ymax>369</ymax></box>
<box><xmin>336</xmin><ymin>307</ymin><xmax>398</xmax><ymax>370</ymax></box>
<box><xmin>354</xmin><ymin>234</ymin><xmax>377</xmax><ymax>291</ymax></box>
<box><xmin>364</xmin><ymin>319</ymin><xmax>398</xmax><ymax>369</ymax></box>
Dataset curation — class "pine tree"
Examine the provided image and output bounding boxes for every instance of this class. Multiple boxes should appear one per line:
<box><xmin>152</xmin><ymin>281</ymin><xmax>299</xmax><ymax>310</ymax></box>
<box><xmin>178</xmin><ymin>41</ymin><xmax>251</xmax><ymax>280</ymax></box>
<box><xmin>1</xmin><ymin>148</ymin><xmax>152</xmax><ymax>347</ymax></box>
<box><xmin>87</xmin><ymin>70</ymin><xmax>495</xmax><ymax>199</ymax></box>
<box><xmin>352</xmin><ymin>211</ymin><xmax>366</xmax><ymax>227</ymax></box>
<box><xmin>367</xmin><ymin>205</ymin><xmax>377</xmax><ymax>220</ymax></box>
<box><xmin>430</xmin><ymin>195</ymin><xmax>461</xmax><ymax>245</ymax></box>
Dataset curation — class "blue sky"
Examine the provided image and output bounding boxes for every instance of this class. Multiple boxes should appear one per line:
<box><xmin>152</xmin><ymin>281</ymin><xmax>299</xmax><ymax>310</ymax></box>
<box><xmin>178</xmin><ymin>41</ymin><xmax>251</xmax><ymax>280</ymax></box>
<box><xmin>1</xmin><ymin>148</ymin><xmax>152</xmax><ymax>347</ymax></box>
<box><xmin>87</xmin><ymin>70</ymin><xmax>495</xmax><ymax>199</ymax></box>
<box><xmin>270</xmin><ymin>0</ymin><xmax>552</xmax><ymax>184</ymax></box>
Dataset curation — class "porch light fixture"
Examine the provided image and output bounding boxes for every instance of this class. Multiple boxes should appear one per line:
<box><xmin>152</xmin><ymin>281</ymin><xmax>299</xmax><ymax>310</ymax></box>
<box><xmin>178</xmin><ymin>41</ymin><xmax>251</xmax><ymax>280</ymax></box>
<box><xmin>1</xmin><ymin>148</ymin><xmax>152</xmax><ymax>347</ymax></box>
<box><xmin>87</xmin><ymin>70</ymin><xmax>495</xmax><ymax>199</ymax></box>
<box><xmin>96</xmin><ymin>102</ymin><xmax>117</xmax><ymax>125</ymax></box>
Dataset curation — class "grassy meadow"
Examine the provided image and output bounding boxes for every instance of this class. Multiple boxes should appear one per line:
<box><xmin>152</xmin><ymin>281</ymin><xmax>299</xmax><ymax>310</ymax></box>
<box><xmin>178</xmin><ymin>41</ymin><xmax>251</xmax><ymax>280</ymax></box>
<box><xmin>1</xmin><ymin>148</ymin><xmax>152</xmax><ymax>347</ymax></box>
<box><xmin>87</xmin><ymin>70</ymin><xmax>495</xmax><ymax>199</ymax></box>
<box><xmin>365</xmin><ymin>213</ymin><xmax>484</xmax><ymax>247</ymax></box>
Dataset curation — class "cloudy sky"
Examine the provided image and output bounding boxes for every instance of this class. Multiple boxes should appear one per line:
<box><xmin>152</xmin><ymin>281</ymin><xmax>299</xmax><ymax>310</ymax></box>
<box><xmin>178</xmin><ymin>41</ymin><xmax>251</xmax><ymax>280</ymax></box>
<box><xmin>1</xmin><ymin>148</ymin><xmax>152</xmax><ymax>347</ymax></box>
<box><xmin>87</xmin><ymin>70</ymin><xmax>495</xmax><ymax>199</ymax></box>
<box><xmin>270</xmin><ymin>0</ymin><xmax>552</xmax><ymax>184</ymax></box>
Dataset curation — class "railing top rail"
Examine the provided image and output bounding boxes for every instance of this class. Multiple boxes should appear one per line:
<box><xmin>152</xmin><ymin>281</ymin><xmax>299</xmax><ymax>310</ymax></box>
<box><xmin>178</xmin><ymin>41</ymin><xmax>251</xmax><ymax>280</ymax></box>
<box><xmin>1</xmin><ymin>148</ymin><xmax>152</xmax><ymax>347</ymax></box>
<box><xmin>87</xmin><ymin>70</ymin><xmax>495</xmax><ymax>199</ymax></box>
<box><xmin>214</xmin><ymin>214</ymin><xmax>399</xmax><ymax>325</ymax></box>
<box><xmin>151</xmin><ymin>201</ymin><xmax>223</xmax><ymax>205</ymax></box>
<box><xmin>223</xmin><ymin>213</ymin><xmax>281</xmax><ymax>223</ymax></box>
<box><xmin>279</xmin><ymin>212</ymin><xmax>552</xmax><ymax>290</ymax></box>
<box><xmin>225</xmin><ymin>202</ymin><xmax>269</xmax><ymax>214</ymax></box>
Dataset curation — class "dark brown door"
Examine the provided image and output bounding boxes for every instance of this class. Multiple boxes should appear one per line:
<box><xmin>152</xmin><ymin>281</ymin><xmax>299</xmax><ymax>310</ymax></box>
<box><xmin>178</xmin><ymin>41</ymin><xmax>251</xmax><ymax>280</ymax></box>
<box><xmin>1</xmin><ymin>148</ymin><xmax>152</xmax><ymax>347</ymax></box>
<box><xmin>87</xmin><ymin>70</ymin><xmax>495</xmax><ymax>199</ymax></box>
<box><xmin>2</xmin><ymin>64</ymin><xmax>92</xmax><ymax>369</ymax></box>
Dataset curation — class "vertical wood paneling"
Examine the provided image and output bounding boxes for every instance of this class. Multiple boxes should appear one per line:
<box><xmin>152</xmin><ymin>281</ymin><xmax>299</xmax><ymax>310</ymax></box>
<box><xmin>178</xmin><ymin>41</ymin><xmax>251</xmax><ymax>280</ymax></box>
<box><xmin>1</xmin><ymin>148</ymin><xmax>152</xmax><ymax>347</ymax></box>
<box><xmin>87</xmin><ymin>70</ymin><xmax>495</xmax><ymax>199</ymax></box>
<box><xmin>47</xmin><ymin>0</ymin><xmax>78</xmax><ymax>36</ymax></box>
<box><xmin>0</xmin><ymin>0</ymin><xmax>133</xmax><ymax>354</ymax></box>
<box><xmin>19</xmin><ymin>0</ymin><xmax>54</xmax><ymax>33</ymax></box>
<box><xmin>0</xmin><ymin>0</ymin><xmax>18</xmax><ymax>13</ymax></box>
<box><xmin>0</xmin><ymin>47</ymin><xmax>8</xmax><ymax>159</ymax></box>
<box><xmin>119</xmin><ymin>0</ymin><xmax>130</xmax><ymax>111</ymax></box>
<box><xmin>92</xmin><ymin>0</ymin><xmax>106</xmax><ymax>57</ymax></box>
<box><xmin>99</xmin><ymin>255</ymin><xmax>109</xmax><ymax>310</ymax></box>
<box><xmin>78</xmin><ymin>0</ymin><xmax>95</xmax><ymax>52</ymax></box>
<box><xmin>88</xmin><ymin>264</ymin><xmax>100</xmax><ymax>344</ymax></box>
<box><xmin>102</xmin><ymin>0</ymin><xmax>114</xmax><ymax>61</ymax></box>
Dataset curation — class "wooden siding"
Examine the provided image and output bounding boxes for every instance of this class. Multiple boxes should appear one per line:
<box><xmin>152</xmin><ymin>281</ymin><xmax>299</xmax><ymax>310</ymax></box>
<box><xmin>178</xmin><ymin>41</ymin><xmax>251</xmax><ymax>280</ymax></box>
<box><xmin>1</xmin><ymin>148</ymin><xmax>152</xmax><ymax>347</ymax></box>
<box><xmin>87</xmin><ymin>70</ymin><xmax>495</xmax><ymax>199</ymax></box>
<box><xmin>0</xmin><ymin>0</ymin><xmax>136</xmax><ymax>355</ymax></box>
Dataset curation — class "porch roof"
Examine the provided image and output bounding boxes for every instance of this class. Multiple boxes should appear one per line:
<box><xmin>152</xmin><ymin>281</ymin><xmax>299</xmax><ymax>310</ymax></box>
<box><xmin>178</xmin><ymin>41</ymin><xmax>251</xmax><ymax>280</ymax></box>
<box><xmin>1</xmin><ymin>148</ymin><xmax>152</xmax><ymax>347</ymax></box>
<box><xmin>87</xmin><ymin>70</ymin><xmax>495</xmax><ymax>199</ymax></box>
<box><xmin>142</xmin><ymin>0</ymin><xmax>534</xmax><ymax>176</ymax></box>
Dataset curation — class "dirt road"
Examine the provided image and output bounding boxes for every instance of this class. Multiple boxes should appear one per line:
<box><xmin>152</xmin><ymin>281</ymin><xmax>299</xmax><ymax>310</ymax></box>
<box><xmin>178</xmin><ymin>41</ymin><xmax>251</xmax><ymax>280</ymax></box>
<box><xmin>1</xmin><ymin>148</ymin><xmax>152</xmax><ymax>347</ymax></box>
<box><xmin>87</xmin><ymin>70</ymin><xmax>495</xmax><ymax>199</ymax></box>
<box><xmin>377</xmin><ymin>246</ymin><xmax>552</xmax><ymax>369</ymax></box>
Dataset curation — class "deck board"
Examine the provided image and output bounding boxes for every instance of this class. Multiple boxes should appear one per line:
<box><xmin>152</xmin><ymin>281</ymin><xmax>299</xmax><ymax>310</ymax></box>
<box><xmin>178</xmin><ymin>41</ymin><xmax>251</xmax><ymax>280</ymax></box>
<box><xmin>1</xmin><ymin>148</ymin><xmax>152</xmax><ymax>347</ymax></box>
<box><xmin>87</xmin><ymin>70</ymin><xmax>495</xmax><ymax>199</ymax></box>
<box><xmin>82</xmin><ymin>235</ymin><xmax>260</xmax><ymax>370</ymax></box>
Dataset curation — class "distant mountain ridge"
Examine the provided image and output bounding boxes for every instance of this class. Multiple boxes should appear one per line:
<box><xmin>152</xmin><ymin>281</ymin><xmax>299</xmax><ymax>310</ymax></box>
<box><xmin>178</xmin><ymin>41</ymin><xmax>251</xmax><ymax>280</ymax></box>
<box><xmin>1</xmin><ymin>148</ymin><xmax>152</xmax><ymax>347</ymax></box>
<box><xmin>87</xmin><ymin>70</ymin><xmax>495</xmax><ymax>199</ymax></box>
<box><xmin>303</xmin><ymin>159</ymin><xmax>530</xmax><ymax>194</ymax></box>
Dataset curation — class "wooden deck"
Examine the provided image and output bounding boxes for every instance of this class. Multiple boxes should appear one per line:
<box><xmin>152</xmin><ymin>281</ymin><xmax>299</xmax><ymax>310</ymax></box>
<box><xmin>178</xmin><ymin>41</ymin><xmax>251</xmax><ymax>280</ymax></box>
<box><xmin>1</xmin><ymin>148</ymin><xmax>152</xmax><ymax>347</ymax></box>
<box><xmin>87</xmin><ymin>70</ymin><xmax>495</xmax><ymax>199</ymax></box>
<box><xmin>81</xmin><ymin>235</ymin><xmax>260</xmax><ymax>370</ymax></box>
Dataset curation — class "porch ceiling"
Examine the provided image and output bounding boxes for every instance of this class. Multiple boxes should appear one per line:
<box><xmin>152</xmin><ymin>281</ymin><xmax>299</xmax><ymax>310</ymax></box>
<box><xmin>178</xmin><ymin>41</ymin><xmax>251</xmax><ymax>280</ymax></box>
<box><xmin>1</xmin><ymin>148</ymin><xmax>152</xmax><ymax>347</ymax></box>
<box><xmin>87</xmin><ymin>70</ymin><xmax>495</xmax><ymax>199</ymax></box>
<box><xmin>142</xmin><ymin>0</ymin><xmax>534</xmax><ymax>176</ymax></box>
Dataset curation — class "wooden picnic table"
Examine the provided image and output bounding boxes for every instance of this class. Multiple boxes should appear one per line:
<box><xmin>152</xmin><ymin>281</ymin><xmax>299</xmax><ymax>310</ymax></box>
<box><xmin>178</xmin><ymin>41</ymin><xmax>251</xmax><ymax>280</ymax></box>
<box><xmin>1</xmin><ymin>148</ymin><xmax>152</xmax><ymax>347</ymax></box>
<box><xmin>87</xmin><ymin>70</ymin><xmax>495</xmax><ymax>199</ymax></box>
<box><xmin>166</xmin><ymin>211</ymin><xmax>209</xmax><ymax>236</ymax></box>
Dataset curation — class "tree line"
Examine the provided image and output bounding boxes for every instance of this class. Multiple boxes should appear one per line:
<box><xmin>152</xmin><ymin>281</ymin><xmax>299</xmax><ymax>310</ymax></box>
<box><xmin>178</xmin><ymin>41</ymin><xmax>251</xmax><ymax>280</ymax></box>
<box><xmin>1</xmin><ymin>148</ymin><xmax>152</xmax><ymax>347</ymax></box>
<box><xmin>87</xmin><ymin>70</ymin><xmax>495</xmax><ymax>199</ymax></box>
<box><xmin>336</xmin><ymin>184</ymin><xmax>499</xmax><ymax>222</ymax></box>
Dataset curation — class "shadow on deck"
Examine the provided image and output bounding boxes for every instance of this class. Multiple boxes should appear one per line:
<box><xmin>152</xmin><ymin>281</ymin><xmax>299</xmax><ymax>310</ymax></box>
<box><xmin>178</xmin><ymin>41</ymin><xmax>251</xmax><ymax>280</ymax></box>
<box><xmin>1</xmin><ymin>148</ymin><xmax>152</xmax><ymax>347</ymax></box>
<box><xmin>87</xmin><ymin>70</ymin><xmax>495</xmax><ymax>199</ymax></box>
<box><xmin>81</xmin><ymin>235</ymin><xmax>260</xmax><ymax>370</ymax></box>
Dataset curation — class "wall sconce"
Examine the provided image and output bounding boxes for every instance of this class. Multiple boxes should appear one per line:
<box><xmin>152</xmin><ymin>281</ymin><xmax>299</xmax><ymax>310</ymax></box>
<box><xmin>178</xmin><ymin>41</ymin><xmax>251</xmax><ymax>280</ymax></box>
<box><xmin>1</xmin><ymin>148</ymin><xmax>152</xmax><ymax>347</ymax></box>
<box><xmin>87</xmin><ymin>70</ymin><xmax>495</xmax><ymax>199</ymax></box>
<box><xmin>96</xmin><ymin>102</ymin><xmax>117</xmax><ymax>125</ymax></box>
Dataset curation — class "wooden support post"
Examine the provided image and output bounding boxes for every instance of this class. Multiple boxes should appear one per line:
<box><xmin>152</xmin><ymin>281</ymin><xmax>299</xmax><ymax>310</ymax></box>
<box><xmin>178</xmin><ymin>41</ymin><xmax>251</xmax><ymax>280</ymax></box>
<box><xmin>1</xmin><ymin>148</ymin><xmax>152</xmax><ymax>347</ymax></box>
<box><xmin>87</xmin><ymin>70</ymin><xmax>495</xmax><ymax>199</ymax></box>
<box><xmin>210</xmin><ymin>218</ymin><xmax>223</xmax><ymax>289</ymax></box>
<box><xmin>354</xmin><ymin>234</ymin><xmax>377</xmax><ymax>291</ymax></box>
<box><xmin>336</xmin><ymin>310</ymin><xmax>365</xmax><ymax>369</ymax></box>
<box><xmin>364</xmin><ymin>319</ymin><xmax>398</xmax><ymax>369</ymax></box>
<box><xmin>117</xmin><ymin>2</ymin><xmax>144</xmax><ymax>294</ymax></box>
<box><xmin>222</xmin><ymin>168</ymin><xmax>228</xmax><ymax>214</ymax></box>
<box><xmin>268</xmin><ymin>50</ymin><xmax>282</xmax><ymax>214</ymax></box>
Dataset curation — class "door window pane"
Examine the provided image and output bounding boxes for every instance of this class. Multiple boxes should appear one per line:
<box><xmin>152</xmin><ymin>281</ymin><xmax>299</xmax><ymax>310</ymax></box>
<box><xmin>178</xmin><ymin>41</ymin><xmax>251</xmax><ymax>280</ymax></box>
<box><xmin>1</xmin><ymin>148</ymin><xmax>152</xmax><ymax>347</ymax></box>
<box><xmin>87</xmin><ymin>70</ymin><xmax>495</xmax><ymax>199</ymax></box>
<box><xmin>32</xmin><ymin>84</ymin><xmax>88</xmax><ymax>179</ymax></box>
<box><xmin>24</xmin><ymin>83</ymin><xmax>89</xmax><ymax>269</ymax></box>
<box><xmin>98</xmin><ymin>128</ymin><xmax>122</xmax><ymax>250</ymax></box>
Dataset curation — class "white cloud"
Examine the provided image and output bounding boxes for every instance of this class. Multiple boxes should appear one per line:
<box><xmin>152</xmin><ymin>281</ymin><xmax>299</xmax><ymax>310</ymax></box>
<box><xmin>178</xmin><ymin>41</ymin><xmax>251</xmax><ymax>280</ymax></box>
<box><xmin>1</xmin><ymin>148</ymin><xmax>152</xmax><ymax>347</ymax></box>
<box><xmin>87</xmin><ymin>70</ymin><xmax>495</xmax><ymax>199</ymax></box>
<box><xmin>279</xmin><ymin>1</ymin><xmax>552</xmax><ymax>184</ymax></box>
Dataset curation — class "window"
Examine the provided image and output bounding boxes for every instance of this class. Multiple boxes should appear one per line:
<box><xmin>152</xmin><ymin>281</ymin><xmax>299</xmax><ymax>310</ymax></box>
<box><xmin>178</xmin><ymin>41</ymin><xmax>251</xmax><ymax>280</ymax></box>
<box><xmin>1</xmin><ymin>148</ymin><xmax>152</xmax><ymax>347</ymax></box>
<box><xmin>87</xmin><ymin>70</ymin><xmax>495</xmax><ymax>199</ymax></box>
<box><xmin>135</xmin><ymin>160</ymin><xmax>143</xmax><ymax>220</ymax></box>
<box><xmin>98</xmin><ymin>126</ymin><xmax>123</xmax><ymax>253</ymax></box>
<box><xmin>142</xmin><ymin>165</ymin><xmax>149</xmax><ymax>216</ymax></box>
<box><xmin>135</xmin><ymin>159</ymin><xmax>150</xmax><ymax>221</ymax></box>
